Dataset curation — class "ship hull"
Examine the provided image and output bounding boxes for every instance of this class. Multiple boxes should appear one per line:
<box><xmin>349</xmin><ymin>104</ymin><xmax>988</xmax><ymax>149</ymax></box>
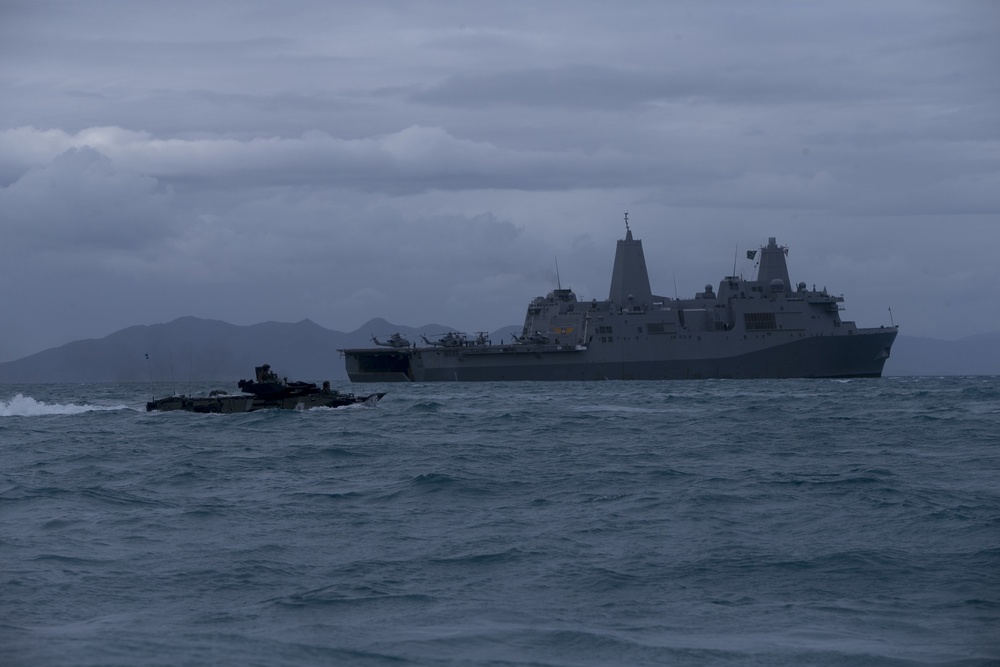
<box><xmin>342</xmin><ymin>229</ymin><xmax>899</xmax><ymax>384</ymax></box>
<box><xmin>343</xmin><ymin>328</ymin><xmax>897</xmax><ymax>382</ymax></box>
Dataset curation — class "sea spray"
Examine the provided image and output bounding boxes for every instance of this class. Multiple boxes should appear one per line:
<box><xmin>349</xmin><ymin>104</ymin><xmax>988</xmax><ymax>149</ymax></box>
<box><xmin>0</xmin><ymin>393</ymin><xmax>129</xmax><ymax>417</ymax></box>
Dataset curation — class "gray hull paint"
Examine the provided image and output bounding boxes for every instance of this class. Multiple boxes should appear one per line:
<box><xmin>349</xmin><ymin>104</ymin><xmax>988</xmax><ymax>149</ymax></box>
<box><xmin>342</xmin><ymin>228</ymin><xmax>898</xmax><ymax>383</ymax></box>
<box><xmin>344</xmin><ymin>328</ymin><xmax>896</xmax><ymax>382</ymax></box>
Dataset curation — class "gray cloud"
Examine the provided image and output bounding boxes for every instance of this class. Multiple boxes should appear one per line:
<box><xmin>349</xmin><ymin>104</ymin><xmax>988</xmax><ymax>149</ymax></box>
<box><xmin>0</xmin><ymin>146</ymin><xmax>174</xmax><ymax>254</ymax></box>
<box><xmin>1</xmin><ymin>0</ymin><xmax>998</xmax><ymax>361</ymax></box>
<box><xmin>412</xmin><ymin>65</ymin><xmax>871</xmax><ymax>110</ymax></box>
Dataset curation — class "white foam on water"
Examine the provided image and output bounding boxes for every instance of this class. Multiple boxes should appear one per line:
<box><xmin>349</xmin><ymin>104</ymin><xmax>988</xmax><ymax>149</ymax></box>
<box><xmin>0</xmin><ymin>394</ymin><xmax>128</xmax><ymax>417</ymax></box>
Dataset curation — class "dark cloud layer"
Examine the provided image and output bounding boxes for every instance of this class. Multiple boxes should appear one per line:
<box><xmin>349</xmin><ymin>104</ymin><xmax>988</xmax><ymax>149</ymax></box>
<box><xmin>1</xmin><ymin>1</ymin><xmax>998</xmax><ymax>361</ymax></box>
<box><xmin>412</xmin><ymin>65</ymin><xmax>870</xmax><ymax>110</ymax></box>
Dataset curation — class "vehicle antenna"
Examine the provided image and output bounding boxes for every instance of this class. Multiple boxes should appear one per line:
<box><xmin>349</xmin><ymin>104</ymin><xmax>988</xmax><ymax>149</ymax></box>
<box><xmin>168</xmin><ymin>346</ymin><xmax>176</xmax><ymax>396</ymax></box>
<box><xmin>145</xmin><ymin>353</ymin><xmax>154</xmax><ymax>401</ymax></box>
<box><xmin>555</xmin><ymin>256</ymin><xmax>562</xmax><ymax>290</ymax></box>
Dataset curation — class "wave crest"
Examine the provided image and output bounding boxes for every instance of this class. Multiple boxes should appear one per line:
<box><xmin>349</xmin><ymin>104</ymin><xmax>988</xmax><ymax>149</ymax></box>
<box><xmin>0</xmin><ymin>393</ymin><xmax>127</xmax><ymax>417</ymax></box>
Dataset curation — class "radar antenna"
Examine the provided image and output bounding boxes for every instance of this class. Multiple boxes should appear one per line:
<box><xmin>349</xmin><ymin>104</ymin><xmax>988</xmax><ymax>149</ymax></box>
<box><xmin>624</xmin><ymin>211</ymin><xmax>630</xmax><ymax>234</ymax></box>
<box><xmin>145</xmin><ymin>353</ymin><xmax>154</xmax><ymax>400</ymax></box>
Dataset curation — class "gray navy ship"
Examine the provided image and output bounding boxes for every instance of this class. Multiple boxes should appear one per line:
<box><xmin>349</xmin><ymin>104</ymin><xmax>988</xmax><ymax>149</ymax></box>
<box><xmin>341</xmin><ymin>219</ymin><xmax>898</xmax><ymax>382</ymax></box>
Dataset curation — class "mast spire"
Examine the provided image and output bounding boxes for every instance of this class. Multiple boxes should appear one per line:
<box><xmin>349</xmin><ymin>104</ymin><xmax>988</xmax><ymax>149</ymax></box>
<box><xmin>609</xmin><ymin>212</ymin><xmax>652</xmax><ymax>304</ymax></box>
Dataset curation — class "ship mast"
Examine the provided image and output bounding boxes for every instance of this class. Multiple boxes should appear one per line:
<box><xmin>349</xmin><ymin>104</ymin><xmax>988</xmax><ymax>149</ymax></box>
<box><xmin>608</xmin><ymin>211</ymin><xmax>652</xmax><ymax>305</ymax></box>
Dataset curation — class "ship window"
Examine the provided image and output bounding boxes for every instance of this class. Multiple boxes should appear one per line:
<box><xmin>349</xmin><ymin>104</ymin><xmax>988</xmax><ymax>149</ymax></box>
<box><xmin>744</xmin><ymin>312</ymin><xmax>777</xmax><ymax>331</ymax></box>
<box><xmin>648</xmin><ymin>322</ymin><xmax>665</xmax><ymax>334</ymax></box>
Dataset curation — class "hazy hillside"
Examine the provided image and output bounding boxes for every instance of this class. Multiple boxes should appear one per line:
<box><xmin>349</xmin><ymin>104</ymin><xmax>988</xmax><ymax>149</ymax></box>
<box><xmin>0</xmin><ymin>318</ymin><xmax>996</xmax><ymax>383</ymax></box>
<box><xmin>0</xmin><ymin>317</ymin><xmax>487</xmax><ymax>384</ymax></box>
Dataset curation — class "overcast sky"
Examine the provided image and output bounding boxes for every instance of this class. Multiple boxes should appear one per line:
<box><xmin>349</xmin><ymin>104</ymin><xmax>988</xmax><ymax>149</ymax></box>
<box><xmin>1</xmin><ymin>1</ymin><xmax>998</xmax><ymax>361</ymax></box>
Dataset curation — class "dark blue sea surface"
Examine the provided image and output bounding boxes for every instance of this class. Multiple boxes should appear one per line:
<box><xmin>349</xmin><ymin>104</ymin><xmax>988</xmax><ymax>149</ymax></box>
<box><xmin>2</xmin><ymin>377</ymin><xmax>998</xmax><ymax>666</ymax></box>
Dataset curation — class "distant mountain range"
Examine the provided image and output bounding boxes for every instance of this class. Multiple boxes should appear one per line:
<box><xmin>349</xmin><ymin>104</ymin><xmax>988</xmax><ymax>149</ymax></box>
<box><xmin>0</xmin><ymin>317</ymin><xmax>520</xmax><ymax>384</ymax></box>
<box><xmin>0</xmin><ymin>316</ymin><xmax>996</xmax><ymax>383</ymax></box>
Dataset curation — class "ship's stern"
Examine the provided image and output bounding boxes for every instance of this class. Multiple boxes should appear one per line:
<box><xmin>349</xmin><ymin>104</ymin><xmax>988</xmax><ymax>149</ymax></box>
<box><xmin>342</xmin><ymin>348</ymin><xmax>414</xmax><ymax>382</ymax></box>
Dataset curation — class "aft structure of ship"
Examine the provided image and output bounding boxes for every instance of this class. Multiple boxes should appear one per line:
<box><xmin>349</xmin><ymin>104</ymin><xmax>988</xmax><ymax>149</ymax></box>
<box><xmin>341</xmin><ymin>219</ymin><xmax>898</xmax><ymax>382</ymax></box>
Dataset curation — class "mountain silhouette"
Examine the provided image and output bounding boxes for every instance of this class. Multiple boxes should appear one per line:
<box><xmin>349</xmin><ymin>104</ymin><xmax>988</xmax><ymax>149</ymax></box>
<box><xmin>0</xmin><ymin>317</ymin><xmax>501</xmax><ymax>384</ymax></box>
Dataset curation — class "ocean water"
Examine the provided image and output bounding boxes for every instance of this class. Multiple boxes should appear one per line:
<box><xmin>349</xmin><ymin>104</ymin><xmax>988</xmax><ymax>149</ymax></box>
<box><xmin>2</xmin><ymin>377</ymin><xmax>998</xmax><ymax>666</ymax></box>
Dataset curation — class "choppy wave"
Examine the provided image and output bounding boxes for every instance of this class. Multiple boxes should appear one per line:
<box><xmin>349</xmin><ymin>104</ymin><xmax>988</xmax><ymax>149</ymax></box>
<box><xmin>2</xmin><ymin>377</ymin><xmax>998</xmax><ymax>666</ymax></box>
<box><xmin>0</xmin><ymin>393</ymin><xmax>129</xmax><ymax>417</ymax></box>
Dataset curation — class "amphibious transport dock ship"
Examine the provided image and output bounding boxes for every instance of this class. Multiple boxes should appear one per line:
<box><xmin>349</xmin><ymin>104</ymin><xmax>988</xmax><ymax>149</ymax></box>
<box><xmin>341</xmin><ymin>221</ymin><xmax>897</xmax><ymax>382</ymax></box>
